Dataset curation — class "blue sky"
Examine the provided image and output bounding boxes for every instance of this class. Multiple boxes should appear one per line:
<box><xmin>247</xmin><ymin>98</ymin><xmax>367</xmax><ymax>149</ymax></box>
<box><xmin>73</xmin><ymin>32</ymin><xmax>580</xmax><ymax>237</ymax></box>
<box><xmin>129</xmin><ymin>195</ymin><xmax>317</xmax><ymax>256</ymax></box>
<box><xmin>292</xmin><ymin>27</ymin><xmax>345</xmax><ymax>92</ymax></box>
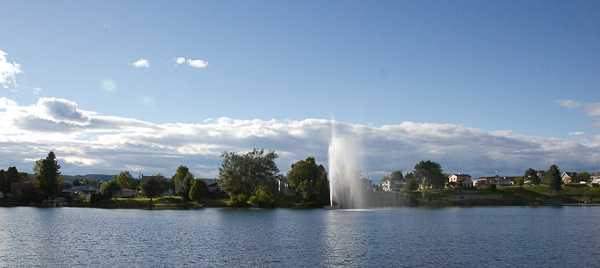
<box><xmin>1</xmin><ymin>1</ymin><xmax>599</xmax><ymax>180</ymax></box>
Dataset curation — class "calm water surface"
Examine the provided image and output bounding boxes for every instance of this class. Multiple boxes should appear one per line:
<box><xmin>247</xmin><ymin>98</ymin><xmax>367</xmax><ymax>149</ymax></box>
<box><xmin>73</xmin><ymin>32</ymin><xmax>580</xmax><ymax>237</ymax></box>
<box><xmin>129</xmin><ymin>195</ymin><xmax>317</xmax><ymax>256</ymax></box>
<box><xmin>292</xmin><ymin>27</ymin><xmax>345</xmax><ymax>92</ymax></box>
<box><xmin>1</xmin><ymin>206</ymin><xmax>599</xmax><ymax>267</ymax></box>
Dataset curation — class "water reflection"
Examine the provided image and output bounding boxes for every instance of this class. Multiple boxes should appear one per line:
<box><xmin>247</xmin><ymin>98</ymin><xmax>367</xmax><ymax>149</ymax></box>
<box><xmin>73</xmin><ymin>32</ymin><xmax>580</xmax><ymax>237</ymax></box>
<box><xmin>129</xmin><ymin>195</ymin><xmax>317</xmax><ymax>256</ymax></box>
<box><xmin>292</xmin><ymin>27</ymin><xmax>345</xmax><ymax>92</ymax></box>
<box><xmin>1</xmin><ymin>207</ymin><xmax>600</xmax><ymax>267</ymax></box>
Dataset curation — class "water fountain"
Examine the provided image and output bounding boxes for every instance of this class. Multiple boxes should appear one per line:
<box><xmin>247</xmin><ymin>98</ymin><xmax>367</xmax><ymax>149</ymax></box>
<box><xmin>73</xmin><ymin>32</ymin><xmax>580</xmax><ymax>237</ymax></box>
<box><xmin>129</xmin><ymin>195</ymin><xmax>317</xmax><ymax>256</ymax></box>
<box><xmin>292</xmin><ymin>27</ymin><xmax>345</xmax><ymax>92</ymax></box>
<box><xmin>326</xmin><ymin>120</ymin><xmax>367</xmax><ymax>209</ymax></box>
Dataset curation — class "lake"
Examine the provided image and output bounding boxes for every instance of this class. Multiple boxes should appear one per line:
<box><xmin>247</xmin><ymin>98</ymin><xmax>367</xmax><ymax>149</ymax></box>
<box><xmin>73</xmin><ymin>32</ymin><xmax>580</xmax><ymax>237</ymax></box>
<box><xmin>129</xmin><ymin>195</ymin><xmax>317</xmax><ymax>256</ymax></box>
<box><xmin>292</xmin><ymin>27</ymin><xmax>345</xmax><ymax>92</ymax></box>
<box><xmin>0</xmin><ymin>206</ymin><xmax>599</xmax><ymax>267</ymax></box>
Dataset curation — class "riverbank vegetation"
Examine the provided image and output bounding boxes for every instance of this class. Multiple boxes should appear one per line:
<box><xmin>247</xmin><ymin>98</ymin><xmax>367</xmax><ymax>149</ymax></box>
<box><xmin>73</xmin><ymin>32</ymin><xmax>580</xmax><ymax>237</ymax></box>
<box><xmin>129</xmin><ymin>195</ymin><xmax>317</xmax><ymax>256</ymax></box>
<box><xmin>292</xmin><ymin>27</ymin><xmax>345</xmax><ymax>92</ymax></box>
<box><xmin>2</xmin><ymin>150</ymin><xmax>600</xmax><ymax>209</ymax></box>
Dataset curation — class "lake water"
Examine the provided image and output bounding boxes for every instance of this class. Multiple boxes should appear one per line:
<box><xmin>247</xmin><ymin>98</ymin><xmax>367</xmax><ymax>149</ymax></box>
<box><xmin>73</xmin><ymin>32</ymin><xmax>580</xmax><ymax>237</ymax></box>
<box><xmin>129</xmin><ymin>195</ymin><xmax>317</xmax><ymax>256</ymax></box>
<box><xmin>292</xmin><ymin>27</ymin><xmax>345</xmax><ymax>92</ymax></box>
<box><xmin>1</xmin><ymin>206</ymin><xmax>599</xmax><ymax>267</ymax></box>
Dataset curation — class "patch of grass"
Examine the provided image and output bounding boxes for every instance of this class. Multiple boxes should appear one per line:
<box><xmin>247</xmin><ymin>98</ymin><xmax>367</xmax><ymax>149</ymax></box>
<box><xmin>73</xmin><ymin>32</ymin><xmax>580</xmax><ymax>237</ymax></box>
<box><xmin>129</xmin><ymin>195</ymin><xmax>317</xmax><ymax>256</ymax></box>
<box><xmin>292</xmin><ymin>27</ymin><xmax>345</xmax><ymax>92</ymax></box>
<box><xmin>200</xmin><ymin>198</ymin><xmax>230</xmax><ymax>207</ymax></box>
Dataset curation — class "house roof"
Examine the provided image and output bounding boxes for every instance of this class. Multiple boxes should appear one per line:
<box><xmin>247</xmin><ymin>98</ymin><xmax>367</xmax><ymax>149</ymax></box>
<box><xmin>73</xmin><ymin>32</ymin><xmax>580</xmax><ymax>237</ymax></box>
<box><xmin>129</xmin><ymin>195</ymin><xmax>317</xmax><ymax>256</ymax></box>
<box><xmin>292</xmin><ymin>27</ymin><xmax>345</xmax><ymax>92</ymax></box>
<box><xmin>201</xmin><ymin>178</ymin><xmax>219</xmax><ymax>186</ymax></box>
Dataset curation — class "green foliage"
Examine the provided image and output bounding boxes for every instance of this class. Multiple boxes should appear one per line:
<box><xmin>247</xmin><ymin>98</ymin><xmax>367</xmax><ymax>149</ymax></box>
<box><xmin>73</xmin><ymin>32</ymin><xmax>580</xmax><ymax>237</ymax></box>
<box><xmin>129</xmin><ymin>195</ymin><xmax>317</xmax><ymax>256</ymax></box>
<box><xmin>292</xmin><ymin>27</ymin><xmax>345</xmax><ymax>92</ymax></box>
<box><xmin>404</xmin><ymin>177</ymin><xmax>419</xmax><ymax>191</ymax></box>
<box><xmin>141</xmin><ymin>177</ymin><xmax>164</xmax><ymax>202</ymax></box>
<box><xmin>390</xmin><ymin>171</ymin><xmax>404</xmax><ymax>180</ymax></box>
<box><xmin>286</xmin><ymin>157</ymin><xmax>329</xmax><ymax>205</ymax></box>
<box><xmin>35</xmin><ymin>151</ymin><xmax>61</xmax><ymax>199</ymax></box>
<box><xmin>0</xmin><ymin>166</ymin><xmax>20</xmax><ymax>196</ymax></box>
<box><xmin>590</xmin><ymin>187</ymin><xmax>600</xmax><ymax>201</ymax></box>
<box><xmin>0</xmin><ymin>170</ymin><xmax>7</xmax><ymax>197</ymax></box>
<box><xmin>490</xmin><ymin>184</ymin><xmax>497</xmax><ymax>191</ymax></box>
<box><xmin>229</xmin><ymin>193</ymin><xmax>249</xmax><ymax>207</ymax></box>
<box><xmin>181</xmin><ymin>173</ymin><xmax>194</xmax><ymax>201</ymax></box>
<box><xmin>100</xmin><ymin>180</ymin><xmax>122</xmax><ymax>198</ymax></box>
<box><xmin>525</xmin><ymin>168</ymin><xmax>540</xmax><ymax>185</ymax></box>
<box><xmin>189</xmin><ymin>179</ymin><xmax>208</xmax><ymax>202</ymax></box>
<box><xmin>247</xmin><ymin>186</ymin><xmax>276</xmax><ymax>207</ymax></box>
<box><xmin>218</xmin><ymin>148</ymin><xmax>280</xmax><ymax>196</ymax></box>
<box><xmin>116</xmin><ymin>171</ymin><xmax>135</xmax><ymax>189</ymax></box>
<box><xmin>581</xmin><ymin>172</ymin><xmax>592</xmax><ymax>182</ymax></box>
<box><xmin>72</xmin><ymin>178</ymin><xmax>81</xmax><ymax>186</ymax></box>
<box><xmin>414</xmin><ymin>160</ymin><xmax>446</xmax><ymax>189</ymax></box>
<box><xmin>546</xmin><ymin>164</ymin><xmax>562</xmax><ymax>195</ymax></box>
<box><xmin>515</xmin><ymin>176</ymin><xmax>524</xmax><ymax>187</ymax></box>
<box><xmin>90</xmin><ymin>193</ymin><xmax>104</xmax><ymax>204</ymax></box>
<box><xmin>172</xmin><ymin>165</ymin><xmax>189</xmax><ymax>189</ymax></box>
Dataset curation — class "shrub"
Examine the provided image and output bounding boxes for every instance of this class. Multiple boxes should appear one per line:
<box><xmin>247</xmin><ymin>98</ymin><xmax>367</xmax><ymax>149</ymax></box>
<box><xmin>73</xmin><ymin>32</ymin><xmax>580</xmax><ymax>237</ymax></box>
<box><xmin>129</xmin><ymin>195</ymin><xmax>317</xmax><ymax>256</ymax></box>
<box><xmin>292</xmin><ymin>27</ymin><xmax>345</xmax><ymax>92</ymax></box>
<box><xmin>230</xmin><ymin>193</ymin><xmax>249</xmax><ymax>207</ymax></box>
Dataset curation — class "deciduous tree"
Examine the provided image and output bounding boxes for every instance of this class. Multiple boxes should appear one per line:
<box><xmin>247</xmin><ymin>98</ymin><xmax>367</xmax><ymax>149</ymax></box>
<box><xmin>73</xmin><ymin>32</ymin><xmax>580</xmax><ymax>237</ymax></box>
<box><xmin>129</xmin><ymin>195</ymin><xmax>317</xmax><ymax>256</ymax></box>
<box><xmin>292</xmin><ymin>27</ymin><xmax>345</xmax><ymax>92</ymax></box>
<box><xmin>287</xmin><ymin>157</ymin><xmax>329</xmax><ymax>205</ymax></box>
<box><xmin>525</xmin><ymin>168</ymin><xmax>540</xmax><ymax>185</ymax></box>
<box><xmin>414</xmin><ymin>160</ymin><xmax>445</xmax><ymax>189</ymax></box>
<box><xmin>172</xmin><ymin>166</ymin><xmax>189</xmax><ymax>190</ymax></box>
<box><xmin>141</xmin><ymin>177</ymin><xmax>163</xmax><ymax>203</ymax></box>
<box><xmin>189</xmin><ymin>179</ymin><xmax>209</xmax><ymax>202</ymax></box>
<box><xmin>100</xmin><ymin>179</ymin><xmax>122</xmax><ymax>198</ymax></box>
<box><xmin>116</xmin><ymin>171</ymin><xmax>135</xmax><ymax>189</ymax></box>
<box><xmin>218</xmin><ymin>148</ymin><xmax>280</xmax><ymax>196</ymax></box>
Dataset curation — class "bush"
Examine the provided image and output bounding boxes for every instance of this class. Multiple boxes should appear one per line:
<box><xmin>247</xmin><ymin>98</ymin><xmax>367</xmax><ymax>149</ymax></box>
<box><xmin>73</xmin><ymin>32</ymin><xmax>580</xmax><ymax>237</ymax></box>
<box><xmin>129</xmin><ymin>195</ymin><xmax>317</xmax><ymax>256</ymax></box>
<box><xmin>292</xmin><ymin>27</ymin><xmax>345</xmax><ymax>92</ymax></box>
<box><xmin>230</xmin><ymin>193</ymin><xmax>249</xmax><ymax>207</ymax></box>
<box><xmin>90</xmin><ymin>193</ymin><xmax>104</xmax><ymax>204</ymax></box>
<box><xmin>490</xmin><ymin>184</ymin><xmax>497</xmax><ymax>191</ymax></box>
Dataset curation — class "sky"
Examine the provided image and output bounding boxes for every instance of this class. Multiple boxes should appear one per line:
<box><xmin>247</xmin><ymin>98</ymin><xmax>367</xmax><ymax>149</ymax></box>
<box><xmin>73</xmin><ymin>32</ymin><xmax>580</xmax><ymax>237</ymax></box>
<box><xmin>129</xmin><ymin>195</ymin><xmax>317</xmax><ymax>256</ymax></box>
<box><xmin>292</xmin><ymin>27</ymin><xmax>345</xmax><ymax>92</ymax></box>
<box><xmin>1</xmin><ymin>1</ymin><xmax>600</xmax><ymax>181</ymax></box>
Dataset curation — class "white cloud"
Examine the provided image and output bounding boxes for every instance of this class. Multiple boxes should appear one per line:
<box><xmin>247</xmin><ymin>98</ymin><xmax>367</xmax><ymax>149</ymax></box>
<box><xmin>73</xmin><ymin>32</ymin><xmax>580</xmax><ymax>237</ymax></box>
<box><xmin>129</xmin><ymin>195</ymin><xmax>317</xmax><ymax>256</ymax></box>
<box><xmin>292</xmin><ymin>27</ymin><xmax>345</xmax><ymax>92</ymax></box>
<box><xmin>556</xmin><ymin>99</ymin><xmax>583</xmax><ymax>109</ymax></box>
<box><xmin>0</xmin><ymin>50</ymin><xmax>23</xmax><ymax>90</ymax></box>
<box><xmin>174</xmin><ymin>57</ymin><xmax>209</xmax><ymax>68</ymax></box>
<box><xmin>33</xmin><ymin>87</ymin><xmax>41</xmax><ymax>94</ymax></box>
<box><xmin>558</xmin><ymin>100</ymin><xmax>600</xmax><ymax>139</ymax></box>
<box><xmin>2</xmin><ymin>97</ymin><xmax>599</xmax><ymax>179</ymax></box>
<box><xmin>175</xmin><ymin>57</ymin><xmax>186</xmax><ymax>64</ymax></box>
<box><xmin>186</xmin><ymin>59</ymin><xmax>208</xmax><ymax>68</ymax></box>
<box><xmin>569</xmin><ymin>132</ymin><xmax>589</xmax><ymax>141</ymax></box>
<box><xmin>130</xmin><ymin>58</ymin><xmax>150</xmax><ymax>68</ymax></box>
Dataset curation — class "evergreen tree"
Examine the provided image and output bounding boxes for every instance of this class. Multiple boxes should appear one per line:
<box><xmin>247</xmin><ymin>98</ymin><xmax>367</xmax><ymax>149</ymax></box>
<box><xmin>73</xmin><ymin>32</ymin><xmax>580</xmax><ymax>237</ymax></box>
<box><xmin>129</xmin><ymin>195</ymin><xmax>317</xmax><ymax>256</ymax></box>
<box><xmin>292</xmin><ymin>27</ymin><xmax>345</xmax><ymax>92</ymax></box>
<box><xmin>35</xmin><ymin>151</ymin><xmax>61</xmax><ymax>199</ymax></box>
<box><xmin>546</xmin><ymin>164</ymin><xmax>562</xmax><ymax>195</ymax></box>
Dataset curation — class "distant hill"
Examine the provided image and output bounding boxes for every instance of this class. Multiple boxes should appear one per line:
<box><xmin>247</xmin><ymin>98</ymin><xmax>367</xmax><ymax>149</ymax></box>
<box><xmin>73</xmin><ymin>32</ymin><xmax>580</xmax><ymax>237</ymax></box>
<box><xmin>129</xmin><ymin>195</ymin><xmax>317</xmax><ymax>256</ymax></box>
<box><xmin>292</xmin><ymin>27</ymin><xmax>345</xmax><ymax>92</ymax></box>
<box><xmin>62</xmin><ymin>174</ymin><xmax>117</xmax><ymax>183</ymax></box>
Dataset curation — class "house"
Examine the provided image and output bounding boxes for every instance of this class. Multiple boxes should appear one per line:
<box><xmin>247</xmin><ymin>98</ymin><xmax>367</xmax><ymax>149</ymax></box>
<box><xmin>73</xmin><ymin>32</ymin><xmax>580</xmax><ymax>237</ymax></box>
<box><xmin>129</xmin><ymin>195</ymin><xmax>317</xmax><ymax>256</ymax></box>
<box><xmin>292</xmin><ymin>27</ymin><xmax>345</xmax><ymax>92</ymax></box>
<box><xmin>11</xmin><ymin>181</ymin><xmax>39</xmax><ymax>197</ymax></box>
<box><xmin>473</xmin><ymin>176</ymin><xmax>516</xmax><ymax>187</ymax></box>
<box><xmin>536</xmin><ymin>170</ymin><xmax>548</xmax><ymax>184</ymax></box>
<box><xmin>590</xmin><ymin>174</ymin><xmax>600</xmax><ymax>186</ymax></box>
<box><xmin>381</xmin><ymin>177</ymin><xmax>404</xmax><ymax>191</ymax></box>
<box><xmin>562</xmin><ymin>172</ymin><xmax>583</xmax><ymax>185</ymax></box>
<box><xmin>201</xmin><ymin>178</ymin><xmax>227</xmax><ymax>198</ymax></box>
<box><xmin>472</xmin><ymin>178</ymin><xmax>491</xmax><ymax>189</ymax></box>
<box><xmin>277</xmin><ymin>177</ymin><xmax>296</xmax><ymax>196</ymax></box>
<box><xmin>448</xmin><ymin>174</ymin><xmax>472</xmax><ymax>188</ymax></box>
<box><xmin>114</xmin><ymin>189</ymin><xmax>135</xmax><ymax>198</ymax></box>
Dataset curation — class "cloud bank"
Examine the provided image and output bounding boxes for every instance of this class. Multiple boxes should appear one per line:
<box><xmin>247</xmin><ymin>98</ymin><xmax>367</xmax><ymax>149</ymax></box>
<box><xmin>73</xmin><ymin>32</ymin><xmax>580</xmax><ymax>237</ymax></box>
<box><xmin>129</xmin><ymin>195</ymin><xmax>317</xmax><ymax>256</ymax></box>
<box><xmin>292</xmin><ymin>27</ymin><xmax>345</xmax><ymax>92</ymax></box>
<box><xmin>2</xmin><ymin>97</ymin><xmax>599</xmax><ymax>180</ymax></box>
<box><xmin>0</xmin><ymin>50</ymin><xmax>23</xmax><ymax>90</ymax></box>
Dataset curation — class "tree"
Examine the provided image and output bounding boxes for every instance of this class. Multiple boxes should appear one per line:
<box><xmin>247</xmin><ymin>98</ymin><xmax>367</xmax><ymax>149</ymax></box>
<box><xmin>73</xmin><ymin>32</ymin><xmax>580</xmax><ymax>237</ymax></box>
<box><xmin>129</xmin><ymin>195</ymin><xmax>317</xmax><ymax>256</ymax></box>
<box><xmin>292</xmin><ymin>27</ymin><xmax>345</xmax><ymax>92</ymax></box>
<box><xmin>189</xmin><ymin>179</ymin><xmax>208</xmax><ymax>203</ymax></box>
<box><xmin>35</xmin><ymin>151</ymin><xmax>61</xmax><ymax>199</ymax></box>
<box><xmin>100</xmin><ymin>180</ymin><xmax>122</xmax><ymax>198</ymax></box>
<box><xmin>172</xmin><ymin>166</ymin><xmax>189</xmax><ymax>190</ymax></box>
<box><xmin>525</xmin><ymin>168</ymin><xmax>540</xmax><ymax>185</ymax></box>
<box><xmin>413</xmin><ymin>160</ymin><xmax>446</xmax><ymax>189</ymax></box>
<box><xmin>247</xmin><ymin>185</ymin><xmax>276</xmax><ymax>207</ymax></box>
<box><xmin>181</xmin><ymin>173</ymin><xmax>194</xmax><ymax>201</ymax></box>
<box><xmin>581</xmin><ymin>172</ymin><xmax>592</xmax><ymax>183</ymax></box>
<box><xmin>141</xmin><ymin>177</ymin><xmax>164</xmax><ymax>203</ymax></box>
<box><xmin>403</xmin><ymin>172</ymin><xmax>418</xmax><ymax>191</ymax></box>
<box><xmin>116</xmin><ymin>171</ymin><xmax>135</xmax><ymax>189</ymax></box>
<box><xmin>218</xmin><ymin>148</ymin><xmax>281</xmax><ymax>196</ymax></box>
<box><xmin>72</xmin><ymin>178</ymin><xmax>81</xmax><ymax>187</ymax></box>
<box><xmin>390</xmin><ymin>171</ymin><xmax>404</xmax><ymax>181</ymax></box>
<box><xmin>515</xmin><ymin>176</ymin><xmax>524</xmax><ymax>187</ymax></box>
<box><xmin>286</xmin><ymin>157</ymin><xmax>329</xmax><ymax>205</ymax></box>
<box><xmin>546</xmin><ymin>164</ymin><xmax>562</xmax><ymax>195</ymax></box>
<box><xmin>0</xmin><ymin>170</ymin><xmax>7</xmax><ymax>197</ymax></box>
